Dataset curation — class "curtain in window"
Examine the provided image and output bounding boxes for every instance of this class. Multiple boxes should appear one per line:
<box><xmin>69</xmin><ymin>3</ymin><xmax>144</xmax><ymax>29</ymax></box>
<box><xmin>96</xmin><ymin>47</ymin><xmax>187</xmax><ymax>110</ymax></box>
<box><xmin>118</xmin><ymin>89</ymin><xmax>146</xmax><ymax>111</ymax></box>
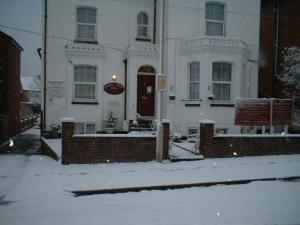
<box><xmin>77</xmin><ymin>7</ymin><xmax>96</xmax><ymax>40</ymax></box>
<box><xmin>74</xmin><ymin>66</ymin><xmax>96</xmax><ymax>100</ymax></box>
<box><xmin>189</xmin><ymin>62</ymin><xmax>200</xmax><ymax>100</ymax></box>
<box><xmin>137</xmin><ymin>12</ymin><xmax>149</xmax><ymax>38</ymax></box>
<box><xmin>212</xmin><ymin>63</ymin><xmax>231</xmax><ymax>101</ymax></box>
<box><xmin>205</xmin><ymin>3</ymin><xmax>225</xmax><ymax>36</ymax></box>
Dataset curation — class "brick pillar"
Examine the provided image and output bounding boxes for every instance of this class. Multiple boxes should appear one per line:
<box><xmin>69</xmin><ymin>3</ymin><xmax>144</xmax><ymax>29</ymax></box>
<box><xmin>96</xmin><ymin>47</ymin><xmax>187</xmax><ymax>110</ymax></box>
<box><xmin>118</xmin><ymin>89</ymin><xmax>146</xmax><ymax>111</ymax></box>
<box><xmin>199</xmin><ymin>120</ymin><xmax>214</xmax><ymax>157</ymax></box>
<box><xmin>60</xmin><ymin>117</ymin><xmax>74</xmax><ymax>165</ymax></box>
<box><xmin>162</xmin><ymin>120</ymin><xmax>170</xmax><ymax>160</ymax></box>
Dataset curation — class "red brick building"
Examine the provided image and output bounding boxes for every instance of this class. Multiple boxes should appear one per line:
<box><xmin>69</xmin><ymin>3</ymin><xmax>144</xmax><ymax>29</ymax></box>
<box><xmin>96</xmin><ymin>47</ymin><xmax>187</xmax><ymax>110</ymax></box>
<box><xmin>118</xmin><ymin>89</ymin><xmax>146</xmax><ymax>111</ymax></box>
<box><xmin>259</xmin><ymin>0</ymin><xmax>300</xmax><ymax>98</ymax></box>
<box><xmin>0</xmin><ymin>31</ymin><xmax>23</xmax><ymax>143</ymax></box>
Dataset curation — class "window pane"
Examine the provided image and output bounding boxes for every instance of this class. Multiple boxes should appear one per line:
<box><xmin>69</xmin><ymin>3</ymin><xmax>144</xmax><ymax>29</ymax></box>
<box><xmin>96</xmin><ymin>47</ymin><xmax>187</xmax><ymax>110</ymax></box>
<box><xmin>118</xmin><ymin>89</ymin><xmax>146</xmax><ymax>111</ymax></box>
<box><xmin>214</xmin><ymin>4</ymin><xmax>224</xmax><ymax>20</ymax></box>
<box><xmin>213</xmin><ymin>63</ymin><xmax>231</xmax><ymax>81</ymax></box>
<box><xmin>222</xmin><ymin>64</ymin><xmax>231</xmax><ymax>81</ymax></box>
<box><xmin>74</xmin><ymin>67</ymin><xmax>96</xmax><ymax>82</ymax></box>
<box><xmin>190</xmin><ymin>62</ymin><xmax>199</xmax><ymax>81</ymax></box>
<box><xmin>75</xmin><ymin>123</ymin><xmax>84</xmax><ymax>134</ymax></box>
<box><xmin>143</xmin><ymin>13</ymin><xmax>148</xmax><ymax>24</ymax></box>
<box><xmin>75</xmin><ymin>84</ymin><xmax>95</xmax><ymax>99</ymax></box>
<box><xmin>190</xmin><ymin>83</ymin><xmax>199</xmax><ymax>100</ymax></box>
<box><xmin>213</xmin><ymin>83</ymin><xmax>230</xmax><ymax>100</ymax></box>
<box><xmin>138</xmin><ymin>12</ymin><xmax>148</xmax><ymax>25</ymax></box>
<box><xmin>206</xmin><ymin>3</ymin><xmax>224</xmax><ymax>20</ymax></box>
<box><xmin>137</xmin><ymin>26</ymin><xmax>148</xmax><ymax>37</ymax></box>
<box><xmin>206</xmin><ymin>21</ymin><xmax>223</xmax><ymax>36</ymax></box>
<box><xmin>77</xmin><ymin>24</ymin><xmax>86</xmax><ymax>39</ymax></box>
<box><xmin>86</xmin><ymin>25</ymin><xmax>95</xmax><ymax>39</ymax></box>
<box><xmin>86</xmin><ymin>124</ymin><xmax>95</xmax><ymax>134</ymax></box>
<box><xmin>87</xmin><ymin>8</ymin><xmax>96</xmax><ymax>23</ymax></box>
<box><xmin>77</xmin><ymin>8</ymin><xmax>86</xmax><ymax>23</ymax></box>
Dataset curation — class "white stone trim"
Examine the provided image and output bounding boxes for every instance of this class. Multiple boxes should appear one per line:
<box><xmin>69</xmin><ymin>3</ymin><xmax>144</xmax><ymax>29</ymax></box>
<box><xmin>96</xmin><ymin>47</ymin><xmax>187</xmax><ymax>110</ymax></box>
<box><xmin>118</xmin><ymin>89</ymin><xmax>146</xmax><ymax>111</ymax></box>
<box><xmin>65</xmin><ymin>43</ymin><xmax>105</xmax><ymax>57</ymax></box>
<box><xmin>124</xmin><ymin>43</ymin><xmax>159</xmax><ymax>57</ymax></box>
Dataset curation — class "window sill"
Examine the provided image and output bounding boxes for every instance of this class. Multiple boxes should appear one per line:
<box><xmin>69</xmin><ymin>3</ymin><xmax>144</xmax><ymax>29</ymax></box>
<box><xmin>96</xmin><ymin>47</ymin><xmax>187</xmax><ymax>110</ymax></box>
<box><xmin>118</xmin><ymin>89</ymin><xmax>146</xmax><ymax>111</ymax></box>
<box><xmin>72</xmin><ymin>101</ymin><xmax>99</xmax><ymax>105</ymax></box>
<box><xmin>181</xmin><ymin>99</ymin><xmax>202</xmax><ymax>107</ymax></box>
<box><xmin>210</xmin><ymin>101</ymin><xmax>234</xmax><ymax>107</ymax></box>
<box><xmin>185</xmin><ymin>103</ymin><xmax>201</xmax><ymax>107</ymax></box>
<box><xmin>74</xmin><ymin>39</ymin><xmax>98</xmax><ymax>44</ymax></box>
<box><xmin>181</xmin><ymin>99</ymin><xmax>202</xmax><ymax>102</ymax></box>
<box><xmin>135</xmin><ymin>38</ymin><xmax>151</xmax><ymax>42</ymax></box>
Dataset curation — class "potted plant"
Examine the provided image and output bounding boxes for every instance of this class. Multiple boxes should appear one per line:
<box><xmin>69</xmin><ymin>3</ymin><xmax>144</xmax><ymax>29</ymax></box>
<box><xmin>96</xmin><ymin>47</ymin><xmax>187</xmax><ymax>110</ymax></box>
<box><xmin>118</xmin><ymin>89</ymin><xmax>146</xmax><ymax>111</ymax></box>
<box><xmin>50</xmin><ymin>123</ymin><xmax>61</xmax><ymax>138</ymax></box>
<box><xmin>104</xmin><ymin>110</ymin><xmax>118</xmax><ymax>133</ymax></box>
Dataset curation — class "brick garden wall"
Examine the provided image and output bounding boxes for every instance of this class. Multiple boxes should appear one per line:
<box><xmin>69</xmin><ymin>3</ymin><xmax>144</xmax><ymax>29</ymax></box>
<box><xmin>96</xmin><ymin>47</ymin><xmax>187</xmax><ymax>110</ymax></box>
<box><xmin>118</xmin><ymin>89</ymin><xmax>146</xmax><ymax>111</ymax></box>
<box><xmin>200</xmin><ymin>122</ymin><xmax>300</xmax><ymax>158</ymax></box>
<box><xmin>61</xmin><ymin>119</ymin><xmax>169</xmax><ymax>164</ymax></box>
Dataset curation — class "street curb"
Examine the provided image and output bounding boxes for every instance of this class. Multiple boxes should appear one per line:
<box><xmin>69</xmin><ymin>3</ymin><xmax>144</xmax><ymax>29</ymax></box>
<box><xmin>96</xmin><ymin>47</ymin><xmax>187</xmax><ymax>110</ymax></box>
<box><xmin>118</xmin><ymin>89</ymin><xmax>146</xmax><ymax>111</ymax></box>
<box><xmin>70</xmin><ymin>175</ymin><xmax>300</xmax><ymax>197</ymax></box>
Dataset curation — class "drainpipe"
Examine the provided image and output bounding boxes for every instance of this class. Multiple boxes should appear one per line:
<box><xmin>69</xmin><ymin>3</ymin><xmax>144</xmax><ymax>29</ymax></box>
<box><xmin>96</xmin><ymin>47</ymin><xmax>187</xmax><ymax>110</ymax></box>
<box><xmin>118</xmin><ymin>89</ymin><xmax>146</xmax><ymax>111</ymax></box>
<box><xmin>273</xmin><ymin>0</ymin><xmax>280</xmax><ymax>96</ymax></box>
<box><xmin>43</xmin><ymin>0</ymin><xmax>48</xmax><ymax>134</ymax></box>
<box><xmin>153</xmin><ymin>0</ymin><xmax>157</xmax><ymax>44</ymax></box>
<box><xmin>123</xmin><ymin>59</ymin><xmax>127</xmax><ymax>120</ymax></box>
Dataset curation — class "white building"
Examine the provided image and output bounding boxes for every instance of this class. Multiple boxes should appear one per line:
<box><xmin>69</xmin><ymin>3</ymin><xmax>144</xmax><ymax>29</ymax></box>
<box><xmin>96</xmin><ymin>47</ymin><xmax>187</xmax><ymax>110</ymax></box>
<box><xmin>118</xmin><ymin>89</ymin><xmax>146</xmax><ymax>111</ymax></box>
<box><xmin>43</xmin><ymin>0</ymin><xmax>261</xmax><ymax>136</ymax></box>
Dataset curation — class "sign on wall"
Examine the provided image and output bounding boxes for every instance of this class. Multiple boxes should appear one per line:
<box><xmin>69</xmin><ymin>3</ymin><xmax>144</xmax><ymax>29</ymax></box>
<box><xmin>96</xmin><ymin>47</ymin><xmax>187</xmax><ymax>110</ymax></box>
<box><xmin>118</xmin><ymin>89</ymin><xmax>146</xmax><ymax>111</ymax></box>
<box><xmin>235</xmin><ymin>98</ymin><xmax>293</xmax><ymax>126</ymax></box>
<box><xmin>48</xmin><ymin>81</ymin><xmax>65</xmax><ymax>98</ymax></box>
<box><xmin>104</xmin><ymin>83</ymin><xmax>124</xmax><ymax>95</ymax></box>
<box><xmin>272</xmin><ymin>99</ymin><xmax>293</xmax><ymax>125</ymax></box>
<box><xmin>235</xmin><ymin>99</ymin><xmax>270</xmax><ymax>125</ymax></box>
<box><xmin>156</xmin><ymin>75</ymin><xmax>167</xmax><ymax>91</ymax></box>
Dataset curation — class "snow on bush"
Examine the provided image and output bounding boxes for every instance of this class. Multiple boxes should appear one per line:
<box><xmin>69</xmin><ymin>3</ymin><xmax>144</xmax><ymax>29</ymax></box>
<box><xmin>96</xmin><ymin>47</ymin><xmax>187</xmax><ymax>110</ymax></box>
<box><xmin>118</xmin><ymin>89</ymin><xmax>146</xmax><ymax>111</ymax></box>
<box><xmin>277</xmin><ymin>46</ymin><xmax>300</xmax><ymax>96</ymax></box>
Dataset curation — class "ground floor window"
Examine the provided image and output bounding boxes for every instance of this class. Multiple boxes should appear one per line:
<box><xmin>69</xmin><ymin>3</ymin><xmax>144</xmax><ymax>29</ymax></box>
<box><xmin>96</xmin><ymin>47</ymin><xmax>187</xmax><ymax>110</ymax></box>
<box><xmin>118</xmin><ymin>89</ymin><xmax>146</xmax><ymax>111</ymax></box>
<box><xmin>75</xmin><ymin>122</ymin><xmax>96</xmax><ymax>134</ymax></box>
<box><xmin>73</xmin><ymin>65</ymin><xmax>97</xmax><ymax>102</ymax></box>
<box><xmin>212</xmin><ymin>62</ymin><xmax>232</xmax><ymax>101</ymax></box>
<box><xmin>187</xmin><ymin>127</ymin><xmax>198</xmax><ymax>140</ymax></box>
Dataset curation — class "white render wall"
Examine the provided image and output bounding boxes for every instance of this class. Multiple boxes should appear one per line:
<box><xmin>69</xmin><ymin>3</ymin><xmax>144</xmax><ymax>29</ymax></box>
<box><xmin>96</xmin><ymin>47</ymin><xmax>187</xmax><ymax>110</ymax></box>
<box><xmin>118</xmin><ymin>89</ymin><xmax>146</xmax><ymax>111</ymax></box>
<box><xmin>44</xmin><ymin>0</ymin><xmax>261</xmax><ymax>135</ymax></box>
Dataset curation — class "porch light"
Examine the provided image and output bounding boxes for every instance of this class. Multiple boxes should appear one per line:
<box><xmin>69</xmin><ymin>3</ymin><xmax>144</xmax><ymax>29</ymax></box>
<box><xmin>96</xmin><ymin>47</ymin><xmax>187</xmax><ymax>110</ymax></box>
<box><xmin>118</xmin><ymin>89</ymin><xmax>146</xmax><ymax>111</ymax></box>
<box><xmin>112</xmin><ymin>74</ymin><xmax>117</xmax><ymax>82</ymax></box>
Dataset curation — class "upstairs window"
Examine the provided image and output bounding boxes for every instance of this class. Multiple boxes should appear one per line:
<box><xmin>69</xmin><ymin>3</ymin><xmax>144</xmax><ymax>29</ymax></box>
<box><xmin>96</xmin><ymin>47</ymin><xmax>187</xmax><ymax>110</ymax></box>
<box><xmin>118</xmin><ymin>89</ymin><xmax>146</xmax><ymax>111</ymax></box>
<box><xmin>212</xmin><ymin>62</ymin><xmax>232</xmax><ymax>101</ymax></box>
<box><xmin>136</xmin><ymin>12</ymin><xmax>149</xmax><ymax>40</ymax></box>
<box><xmin>76</xmin><ymin>7</ymin><xmax>97</xmax><ymax>42</ymax></box>
<box><xmin>205</xmin><ymin>2</ymin><xmax>225</xmax><ymax>36</ymax></box>
<box><xmin>188</xmin><ymin>62</ymin><xmax>200</xmax><ymax>100</ymax></box>
<box><xmin>73</xmin><ymin>66</ymin><xmax>97</xmax><ymax>102</ymax></box>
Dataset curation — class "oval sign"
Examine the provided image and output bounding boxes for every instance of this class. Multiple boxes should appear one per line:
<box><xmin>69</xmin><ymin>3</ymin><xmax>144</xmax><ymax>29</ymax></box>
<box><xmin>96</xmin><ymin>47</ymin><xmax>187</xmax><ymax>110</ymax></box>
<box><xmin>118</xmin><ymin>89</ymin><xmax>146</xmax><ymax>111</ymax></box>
<box><xmin>104</xmin><ymin>82</ymin><xmax>124</xmax><ymax>95</ymax></box>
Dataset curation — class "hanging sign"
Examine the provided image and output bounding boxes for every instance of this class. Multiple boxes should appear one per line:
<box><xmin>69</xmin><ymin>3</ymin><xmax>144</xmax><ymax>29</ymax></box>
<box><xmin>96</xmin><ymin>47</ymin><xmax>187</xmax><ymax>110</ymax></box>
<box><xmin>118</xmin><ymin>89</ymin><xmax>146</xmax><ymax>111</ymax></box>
<box><xmin>104</xmin><ymin>82</ymin><xmax>124</xmax><ymax>95</ymax></box>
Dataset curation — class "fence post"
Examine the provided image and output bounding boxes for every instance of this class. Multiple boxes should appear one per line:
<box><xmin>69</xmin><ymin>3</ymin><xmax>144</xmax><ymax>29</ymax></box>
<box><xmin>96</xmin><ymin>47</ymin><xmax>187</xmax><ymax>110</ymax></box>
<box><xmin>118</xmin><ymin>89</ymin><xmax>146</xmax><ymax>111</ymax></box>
<box><xmin>199</xmin><ymin>120</ymin><xmax>214</xmax><ymax>157</ymax></box>
<box><xmin>162</xmin><ymin>119</ymin><xmax>170</xmax><ymax>160</ymax></box>
<box><xmin>60</xmin><ymin>117</ymin><xmax>74</xmax><ymax>165</ymax></box>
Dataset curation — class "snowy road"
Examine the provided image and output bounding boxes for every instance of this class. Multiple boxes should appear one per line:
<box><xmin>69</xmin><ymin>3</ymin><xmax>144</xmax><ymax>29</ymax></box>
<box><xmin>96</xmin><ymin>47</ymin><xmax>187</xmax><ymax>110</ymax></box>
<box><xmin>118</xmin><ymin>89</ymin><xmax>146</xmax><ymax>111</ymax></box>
<box><xmin>0</xmin><ymin>153</ymin><xmax>300</xmax><ymax>225</ymax></box>
<box><xmin>0</xmin><ymin>178</ymin><xmax>299</xmax><ymax>225</ymax></box>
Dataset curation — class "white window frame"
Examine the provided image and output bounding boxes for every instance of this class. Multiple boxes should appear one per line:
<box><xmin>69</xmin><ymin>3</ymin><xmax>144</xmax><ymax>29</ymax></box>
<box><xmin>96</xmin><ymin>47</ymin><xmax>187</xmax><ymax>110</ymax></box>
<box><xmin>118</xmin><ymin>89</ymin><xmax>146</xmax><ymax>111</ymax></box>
<box><xmin>136</xmin><ymin>12</ymin><xmax>149</xmax><ymax>40</ymax></box>
<box><xmin>76</xmin><ymin>6</ymin><xmax>97</xmax><ymax>42</ymax></box>
<box><xmin>188</xmin><ymin>62</ymin><xmax>200</xmax><ymax>100</ymax></box>
<box><xmin>75</xmin><ymin>122</ymin><xmax>96</xmax><ymax>134</ymax></box>
<box><xmin>205</xmin><ymin>2</ymin><xmax>226</xmax><ymax>36</ymax></box>
<box><xmin>73</xmin><ymin>65</ymin><xmax>97</xmax><ymax>103</ymax></box>
<box><xmin>212</xmin><ymin>62</ymin><xmax>232</xmax><ymax>101</ymax></box>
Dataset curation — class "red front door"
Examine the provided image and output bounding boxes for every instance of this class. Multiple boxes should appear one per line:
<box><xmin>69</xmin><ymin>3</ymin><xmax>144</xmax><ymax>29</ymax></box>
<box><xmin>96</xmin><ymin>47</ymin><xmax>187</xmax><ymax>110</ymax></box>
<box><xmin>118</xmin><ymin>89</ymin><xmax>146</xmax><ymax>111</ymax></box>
<box><xmin>137</xmin><ymin>75</ymin><xmax>155</xmax><ymax>117</ymax></box>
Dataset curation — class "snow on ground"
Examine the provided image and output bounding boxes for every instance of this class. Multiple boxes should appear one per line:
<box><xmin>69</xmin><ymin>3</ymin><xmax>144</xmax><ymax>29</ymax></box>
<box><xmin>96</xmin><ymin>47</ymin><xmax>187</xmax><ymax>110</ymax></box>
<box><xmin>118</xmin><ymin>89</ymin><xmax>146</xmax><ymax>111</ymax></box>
<box><xmin>1</xmin><ymin>154</ymin><xmax>300</xmax><ymax>225</ymax></box>
<box><xmin>1</xmin><ymin>127</ymin><xmax>300</xmax><ymax>225</ymax></box>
